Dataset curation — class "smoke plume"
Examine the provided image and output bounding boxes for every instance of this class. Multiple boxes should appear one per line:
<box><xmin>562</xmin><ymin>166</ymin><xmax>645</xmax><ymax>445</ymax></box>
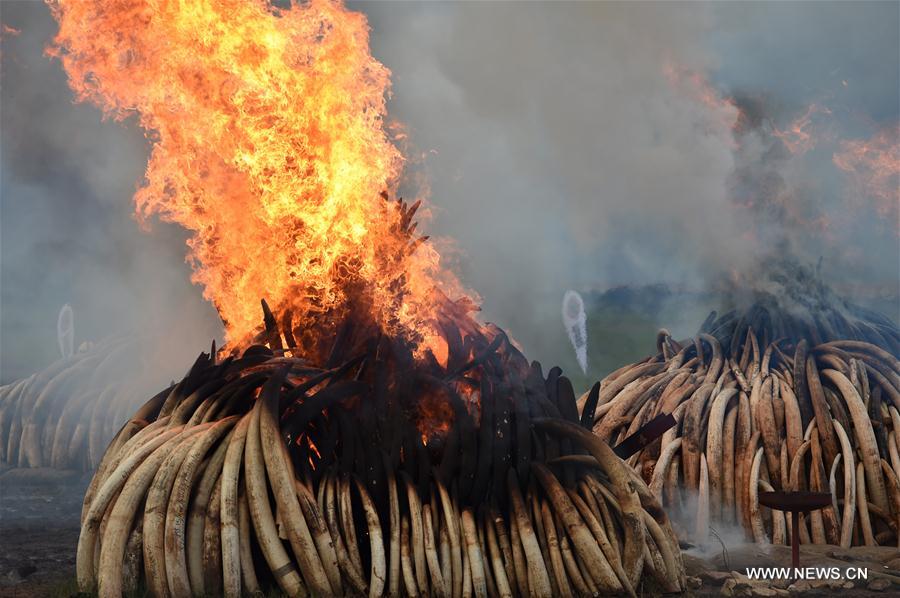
<box><xmin>360</xmin><ymin>1</ymin><xmax>899</xmax><ymax>368</ymax></box>
<box><xmin>2</xmin><ymin>2</ymin><xmax>897</xmax><ymax>385</ymax></box>
<box><xmin>0</xmin><ymin>3</ymin><xmax>221</xmax><ymax>382</ymax></box>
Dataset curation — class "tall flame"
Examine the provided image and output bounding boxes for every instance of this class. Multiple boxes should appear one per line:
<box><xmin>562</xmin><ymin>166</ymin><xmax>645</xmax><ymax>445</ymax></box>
<box><xmin>48</xmin><ymin>0</ymin><xmax>463</xmax><ymax>352</ymax></box>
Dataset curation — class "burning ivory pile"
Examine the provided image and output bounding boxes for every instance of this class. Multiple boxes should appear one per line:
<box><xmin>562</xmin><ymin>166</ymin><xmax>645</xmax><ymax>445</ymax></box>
<box><xmin>0</xmin><ymin>335</ymin><xmax>155</xmax><ymax>471</ymax></box>
<box><xmin>583</xmin><ymin>302</ymin><xmax>900</xmax><ymax>550</ymax></box>
<box><xmin>77</xmin><ymin>310</ymin><xmax>685</xmax><ymax>598</ymax></box>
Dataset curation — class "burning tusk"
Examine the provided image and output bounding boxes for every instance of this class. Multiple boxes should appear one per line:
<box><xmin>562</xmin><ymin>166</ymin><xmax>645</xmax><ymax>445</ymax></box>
<box><xmin>400</xmin><ymin>516</ymin><xmax>420</xmax><ymax>598</ymax></box>
<box><xmin>423</xmin><ymin>507</ymin><xmax>448</xmax><ymax>598</ymax></box>
<box><xmin>461</xmin><ymin>510</ymin><xmax>488</xmax><ymax>598</ymax></box>
<box><xmin>832</xmin><ymin>420</ymin><xmax>857</xmax><ymax>547</ymax></box>
<box><xmin>164</xmin><ymin>416</ymin><xmax>238</xmax><ymax>596</ymax></box>
<box><xmin>696</xmin><ymin>453</ymin><xmax>710</xmax><ymax>545</ymax></box>
<box><xmin>748</xmin><ymin>446</ymin><xmax>767</xmax><ymax>544</ymax></box>
<box><xmin>257</xmin><ymin>373</ymin><xmax>334</xmax><ymax>596</ymax></box>
<box><xmin>403</xmin><ymin>475</ymin><xmax>429</xmax><ymax>596</ymax></box>
<box><xmin>354</xmin><ymin>477</ymin><xmax>387</xmax><ymax>598</ymax></box>
<box><xmin>650</xmin><ymin>437</ymin><xmax>682</xmax><ymax>503</ymax></box>
<box><xmin>507</xmin><ymin>470</ymin><xmax>552</xmax><ymax>598</ymax></box>
<box><xmin>243</xmin><ymin>402</ymin><xmax>306</xmax><ymax>597</ymax></box>
<box><xmin>220</xmin><ymin>414</ymin><xmax>251</xmax><ymax>598</ymax></box>
<box><xmin>856</xmin><ymin>461</ymin><xmax>877</xmax><ymax>546</ymax></box>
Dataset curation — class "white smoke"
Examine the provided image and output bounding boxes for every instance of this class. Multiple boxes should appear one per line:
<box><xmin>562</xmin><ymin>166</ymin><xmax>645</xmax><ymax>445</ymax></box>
<box><xmin>56</xmin><ymin>304</ymin><xmax>74</xmax><ymax>359</ymax></box>
<box><xmin>562</xmin><ymin>290</ymin><xmax>588</xmax><ymax>374</ymax></box>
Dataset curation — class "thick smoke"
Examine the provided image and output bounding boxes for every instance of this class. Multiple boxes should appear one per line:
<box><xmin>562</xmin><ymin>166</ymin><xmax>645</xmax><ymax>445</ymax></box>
<box><xmin>359</xmin><ymin>1</ymin><xmax>899</xmax><ymax>369</ymax></box>
<box><xmin>2</xmin><ymin>2</ymin><xmax>897</xmax><ymax>385</ymax></box>
<box><xmin>363</xmin><ymin>3</ymin><xmax>746</xmax><ymax>320</ymax></box>
<box><xmin>0</xmin><ymin>3</ymin><xmax>222</xmax><ymax>382</ymax></box>
<box><xmin>724</xmin><ymin>92</ymin><xmax>899</xmax><ymax>316</ymax></box>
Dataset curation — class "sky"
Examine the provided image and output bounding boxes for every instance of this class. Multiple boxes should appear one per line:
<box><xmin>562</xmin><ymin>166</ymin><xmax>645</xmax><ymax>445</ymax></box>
<box><xmin>1</xmin><ymin>1</ymin><xmax>897</xmax><ymax>382</ymax></box>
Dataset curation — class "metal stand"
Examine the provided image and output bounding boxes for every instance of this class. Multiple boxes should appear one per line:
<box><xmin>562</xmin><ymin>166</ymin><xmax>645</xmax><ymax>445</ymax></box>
<box><xmin>759</xmin><ymin>491</ymin><xmax>831</xmax><ymax>572</ymax></box>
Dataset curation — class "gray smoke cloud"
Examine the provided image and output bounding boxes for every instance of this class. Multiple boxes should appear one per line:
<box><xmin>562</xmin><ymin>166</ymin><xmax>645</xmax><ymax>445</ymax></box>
<box><xmin>1</xmin><ymin>2</ymin><xmax>222</xmax><ymax>382</ymax></box>
<box><xmin>360</xmin><ymin>2</ymin><xmax>748</xmax><ymax>361</ymax></box>
<box><xmin>1</xmin><ymin>1</ymin><xmax>897</xmax><ymax>384</ymax></box>
<box><xmin>359</xmin><ymin>1</ymin><xmax>899</xmax><ymax>369</ymax></box>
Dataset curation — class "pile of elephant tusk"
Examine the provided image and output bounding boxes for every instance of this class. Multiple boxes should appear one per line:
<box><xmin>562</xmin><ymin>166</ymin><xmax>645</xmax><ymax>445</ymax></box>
<box><xmin>582</xmin><ymin>302</ymin><xmax>900</xmax><ymax>550</ymax></box>
<box><xmin>77</xmin><ymin>306</ymin><xmax>685</xmax><ymax>597</ymax></box>
<box><xmin>0</xmin><ymin>335</ymin><xmax>156</xmax><ymax>471</ymax></box>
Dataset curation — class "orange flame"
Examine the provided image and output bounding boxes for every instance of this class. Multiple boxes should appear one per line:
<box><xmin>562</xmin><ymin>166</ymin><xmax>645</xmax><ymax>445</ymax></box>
<box><xmin>772</xmin><ymin>104</ymin><xmax>831</xmax><ymax>156</ymax></box>
<box><xmin>833</xmin><ymin>126</ymin><xmax>900</xmax><ymax>225</ymax></box>
<box><xmin>48</xmin><ymin>0</ymin><xmax>465</xmax><ymax>353</ymax></box>
<box><xmin>661</xmin><ymin>60</ymin><xmax>740</xmax><ymax>144</ymax></box>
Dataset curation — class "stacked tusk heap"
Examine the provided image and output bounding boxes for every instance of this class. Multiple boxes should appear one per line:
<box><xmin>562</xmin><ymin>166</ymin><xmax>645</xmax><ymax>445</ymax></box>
<box><xmin>8</xmin><ymin>250</ymin><xmax>899</xmax><ymax>596</ymax></box>
<box><xmin>21</xmin><ymin>0</ymin><xmax>897</xmax><ymax>594</ymax></box>
<box><xmin>77</xmin><ymin>297</ymin><xmax>686</xmax><ymax>597</ymax></box>
<box><xmin>585</xmin><ymin>283</ymin><xmax>900</xmax><ymax>550</ymax></box>
<box><xmin>0</xmin><ymin>336</ymin><xmax>156</xmax><ymax>471</ymax></box>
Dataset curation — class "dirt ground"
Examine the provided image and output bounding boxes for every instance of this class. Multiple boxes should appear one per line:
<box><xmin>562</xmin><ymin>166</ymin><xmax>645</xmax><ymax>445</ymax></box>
<box><xmin>1</xmin><ymin>466</ymin><xmax>900</xmax><ymax>597</ymax></box>
<box><xmin>0</xmin><ymin>466</ymin><xmax>86</xmax><ymax>597</ymax></box>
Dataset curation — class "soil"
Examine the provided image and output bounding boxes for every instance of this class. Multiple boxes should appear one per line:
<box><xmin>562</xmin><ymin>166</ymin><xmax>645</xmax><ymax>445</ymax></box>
<box><xmin>0</xmin><ymin>466</ymin><xmax>87</xmax><ymax>597</ymax></box>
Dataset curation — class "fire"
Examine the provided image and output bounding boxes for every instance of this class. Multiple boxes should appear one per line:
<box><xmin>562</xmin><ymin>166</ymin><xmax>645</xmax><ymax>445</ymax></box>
<box><xmin>772</xmin><ymin>104</ymin><xmax>831</xmax><ymax>156</ymax></box>
<box><xmin>833</xmin><ymin>126</ymin><xmax>900</xmax><ymax>225</ymax></box>
<box><xmin>47</xmin><ymin>0</ymin><xmax>465</xmax><ymax>355</ymax></box>
<box><xmin>661</xmin><ymin>60</ymin><xmax>740</xmax><ymax>143</ymax></box>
